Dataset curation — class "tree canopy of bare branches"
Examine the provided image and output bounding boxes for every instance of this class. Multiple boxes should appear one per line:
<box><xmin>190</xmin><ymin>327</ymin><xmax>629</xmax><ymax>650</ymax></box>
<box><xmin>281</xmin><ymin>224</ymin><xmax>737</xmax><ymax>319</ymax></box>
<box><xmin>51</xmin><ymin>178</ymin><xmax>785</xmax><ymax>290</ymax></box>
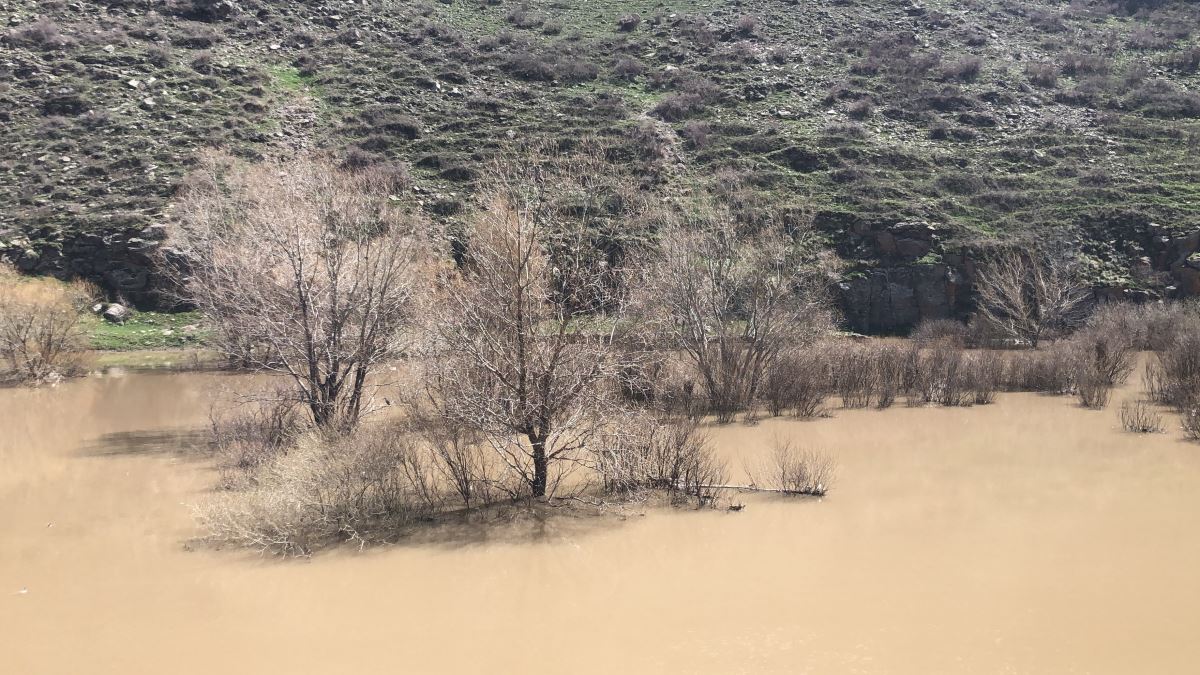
<box><xmin>419</xmin><ymin>152</ymin><xmax>646</xmax><ymax>498</ymax></box>
<box><xmin>636</xmin><ymin>210</ymin><xmax>835</xmax><ymax>422</ymax></box>
<box><xmin>974</xmin><ymin>246</ymin><xmax>1090</xmax><ymax>348</ymax></box>
<box><xmin>169</xmin><ymin>153</ymin><xmax>428</xmax><ymax>429</ymax></box>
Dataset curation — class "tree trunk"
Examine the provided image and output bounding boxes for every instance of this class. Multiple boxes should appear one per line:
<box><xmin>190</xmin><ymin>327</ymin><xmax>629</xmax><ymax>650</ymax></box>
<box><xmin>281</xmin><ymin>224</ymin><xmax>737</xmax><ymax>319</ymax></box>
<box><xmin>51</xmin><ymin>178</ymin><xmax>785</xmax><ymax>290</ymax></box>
<box><xmin>531</xmin><ymin>439</ymin><xmax>548</xmax><ymax>498</ymax></box>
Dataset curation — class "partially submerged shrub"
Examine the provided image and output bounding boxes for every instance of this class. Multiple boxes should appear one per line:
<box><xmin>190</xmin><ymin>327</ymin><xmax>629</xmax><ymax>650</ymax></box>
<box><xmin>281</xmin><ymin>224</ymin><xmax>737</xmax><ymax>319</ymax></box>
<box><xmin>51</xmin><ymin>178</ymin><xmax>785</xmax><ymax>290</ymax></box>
<box><xmin>873</xmin><ymin>343</ymin><xmax>907</xmax><ymax>409</ymax></box>
<box><xmin>753</xmin><ymin>440</ymin><xmax>836</xmax><ymax>497</ymax></box>
<box><xmin>1145</xmin><ymin>323</ymin><xmax>1200</xmax><ymax>410</ymax></box>
<box><xmin>596</xmin><ymin>418</ymin><xmax>726</xmax><ymax>506</ymax></box>
<box><xmin>833</xmin><ymin>342</ymin><xmax>876</xmax><ymax>408</ymax></box>
<box><xmin>1120</xmin><ymin>400</ymin><xmax>1163</xmax><ymax>433</ymax></box>
<box><xmin>1003</xmin><ymin>345</ymin><xmax>1074</xmax><ymax>394</ymax></box>
<box><xmin>762</xmin><ymin>347</ymin><xmax>829</xmax><ymax>418</ymax></box>
<box><xmin>1182</xmin><ymin>406</ymin><xmax>1200</xmax><ymax>441</ymax></box>
<box><xmin>209</xmin><ymin>395</ymin><xmax>306</xmax><ymax>489</ymax></box>
<box><xmin>1076</xmin><ymin>371</ymin><xmax>1112</xmax><ymax>409</ymax></box>
<box><xmin>199</xmin><ymin>425</ymin><xmax>442</xmax><ymax>555</ymax></box>
<box><xmin>924</xmin><ymin>343</ymin><xmax>971</xmax><ymax>406</ymax></box>
<box><xmin>965</xmin><ymin>351</ymin><xmax>1003</xmax><ymax>405</ymax></box>
<box><xmin>0</xmin><ymin>265</ymin><xmax>92</xmax><ymax>384</ymax></box>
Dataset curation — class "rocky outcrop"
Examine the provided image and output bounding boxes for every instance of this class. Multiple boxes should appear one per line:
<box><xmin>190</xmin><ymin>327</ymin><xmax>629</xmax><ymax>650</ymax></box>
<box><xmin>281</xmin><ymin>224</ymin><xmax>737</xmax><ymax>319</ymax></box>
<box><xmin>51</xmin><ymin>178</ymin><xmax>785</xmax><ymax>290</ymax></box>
<box><xmin>836</xmin><ymin>263</ymin><xmax>966</xmax><ymax>334</ymax></box>
<box><xmin>833</xmin><ymin>217</ymin><xmax>1200</xmax><ymax>334</ymax></box>
<box><xmin>0</xmin><ymin>224</ymin><xmax>176</xmax><ymax>309</ymax></box>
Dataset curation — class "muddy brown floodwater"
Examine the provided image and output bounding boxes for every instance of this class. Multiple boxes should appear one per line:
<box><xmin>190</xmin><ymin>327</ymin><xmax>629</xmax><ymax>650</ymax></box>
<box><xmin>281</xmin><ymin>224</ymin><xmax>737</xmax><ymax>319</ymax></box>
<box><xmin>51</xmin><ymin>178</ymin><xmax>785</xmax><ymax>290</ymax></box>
<box><xmin>3</xmin><ymin>368</ymin><xmax>1200</xmax><ymax>674</ymax></box>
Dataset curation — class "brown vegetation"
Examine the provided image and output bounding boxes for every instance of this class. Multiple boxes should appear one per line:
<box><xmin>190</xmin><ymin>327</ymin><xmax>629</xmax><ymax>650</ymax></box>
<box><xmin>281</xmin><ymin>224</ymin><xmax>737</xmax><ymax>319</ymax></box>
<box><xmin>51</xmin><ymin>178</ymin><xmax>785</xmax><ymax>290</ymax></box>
<box><xmin>1120</xmin><ymin>400</ymin><xmax>1163</xmax><ymax>434</ymax></box>
<box><xmin>636</xmin><ymin>208</ymin><xmax>835</xmax><ymax>423</ymax></box>
<box><xmin>974</xmin><ymin>247</ymin><xmax>1090</xmax><ymax>348</ymax></box>
<box><xmin>0</xmin><ymin>263</ymin><xmax>92</xmax><ymax>384</ymax></box>
<box><xmin>170</xmin><ymin>153</ymin><xmax>428</xmax><ymax>429</ymax></box>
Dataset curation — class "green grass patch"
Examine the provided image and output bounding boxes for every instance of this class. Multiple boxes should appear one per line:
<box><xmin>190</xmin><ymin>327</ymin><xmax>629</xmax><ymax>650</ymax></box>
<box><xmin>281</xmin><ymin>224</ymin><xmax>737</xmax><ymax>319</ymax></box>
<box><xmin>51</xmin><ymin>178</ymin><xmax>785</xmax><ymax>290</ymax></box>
<box><xmin>85</xmin><ymin>310</ymin><xmax>210</xmax><ymax>351</ymax></box>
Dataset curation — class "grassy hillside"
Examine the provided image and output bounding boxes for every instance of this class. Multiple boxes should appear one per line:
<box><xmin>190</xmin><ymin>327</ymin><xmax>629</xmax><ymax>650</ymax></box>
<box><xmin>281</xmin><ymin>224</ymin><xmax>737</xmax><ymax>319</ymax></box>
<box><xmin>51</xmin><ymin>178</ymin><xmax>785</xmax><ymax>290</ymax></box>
<box><xmin>3</xmin><ymin>0</ymin><xmax>1199</xmax><ymax>326</ymax></box>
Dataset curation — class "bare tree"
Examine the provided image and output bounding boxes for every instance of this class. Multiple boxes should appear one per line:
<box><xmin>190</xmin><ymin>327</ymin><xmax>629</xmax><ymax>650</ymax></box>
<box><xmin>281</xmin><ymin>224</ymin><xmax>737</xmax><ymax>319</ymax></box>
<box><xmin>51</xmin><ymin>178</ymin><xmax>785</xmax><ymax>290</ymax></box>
<box><xmin>419</xmin><ymin>153</ymin><xmax>644</xmax><ymax>499</ymax></box>
<box><xmin>974</xmin><ymin>247</ymin><xmax>1090</xmax><ymax>348</ymax></box>
<box><xmin>169</xmin><ymin>153</ymin><xmax>427</xmax><ymax>429</ymax></box>
<box><xmin>637</xmin><ymin>211</ymin><xmax>835</xmax><ymax>422</ymax></box>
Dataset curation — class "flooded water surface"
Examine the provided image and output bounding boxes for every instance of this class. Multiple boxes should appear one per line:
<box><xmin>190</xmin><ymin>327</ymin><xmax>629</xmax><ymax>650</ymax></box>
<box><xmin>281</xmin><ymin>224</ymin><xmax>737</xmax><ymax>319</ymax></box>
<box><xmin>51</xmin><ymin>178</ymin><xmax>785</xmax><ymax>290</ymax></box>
<box><xmin>3</xmin><ymin>371</ymin><xmax>1200</xmax><ymax>673</ymax></box>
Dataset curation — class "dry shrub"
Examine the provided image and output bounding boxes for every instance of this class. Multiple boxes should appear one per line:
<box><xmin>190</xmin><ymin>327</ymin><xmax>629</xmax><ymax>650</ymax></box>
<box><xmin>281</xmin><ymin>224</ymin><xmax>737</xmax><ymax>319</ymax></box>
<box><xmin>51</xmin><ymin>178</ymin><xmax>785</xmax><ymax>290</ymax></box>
<box><xmin>762</xmin><ymin>346</ymin><xmax>829</xmax><ymax>418</ymax></box>
<box><xmin>1087</xmin><ymin>301</ymin><xmax>1197</xmax><ymax>352</ymax></box>
<box><xmin>925</xmin><ymin>343</ymin><xmax>971</xmax><ymax>406</ymax></box>
<box><xmin>965</xmin><ymin>350</ymin><xmax>1004</xmax><ymax>405</ymax></box>
<box><xmin>1003</xmin><ymin>344</ymin><xmax>1074</xmax><ymax>393</ymax></box>
<box><xmin>833</xmin><ymin>342</ymin><xmax>876</xmax><ymax>408</ymax></box>
<box><xmin>595</xmin><ymin>417</ymin><xmax>726</xmax><ymax>506</ymax></box>
<box><xmin>209</xmin><ymin>395</ymin><xmax>306</xmax><ymax>489</ymax></box>
<box><xmin>405</xmin><ymin>414</ymin><xmax>508</xmax><ymax>508</ymax></box>
<box><xmin>751</xmin><ymin>439</ymin><xmax>836</xmax><ymax>497</ymax></box>
<box><xmin>1181</xmin><ymin>406</ymin><xmax>1200</xmax><ymax>442</ymax></box>
<box><xmin>1069</xmin><ymin>323</ymin><xmax>1136</xmax><ymax>387</ymax></box>
<box><xmin>199</xmin><ymin>424</ymin><xmax>441</xmax><ymax>555</ymax></box>
<box><xmin>1120</xmin><ymin>400</ymin><xmax>1163</xmax><ymax>433</ymax></box>
<box><xmin>5</xmin><ymin>18</ymin><xmax>76</xmax><ymax>50</ymax></box>
<box><xmin>1146</xmin><ymin>321</ymin><xmax>1200</xmax><ymax>410</ymax></box>
<box><xmin>0</xmin><ymin>264</ymin><xmax>92</xmax><ymax>384</ymax></box>
<box><xmin>910</xmin><ymin>318</ymin><xmax>969</xmax><ymax>348</ymax></box>
<box><xmin>1076</xmin><ymin>371</ymin><xmax>1112</xmax><ymax>409</ymax></box>
<box><xmin>874</xmin><ymin>343</ymin><xmax>908</xmax><ymax>409</ymax></box>
<box><xmin>657</xmin><ymin>360</ymin><xmax>704</xmax><ymax>419</ymax></box>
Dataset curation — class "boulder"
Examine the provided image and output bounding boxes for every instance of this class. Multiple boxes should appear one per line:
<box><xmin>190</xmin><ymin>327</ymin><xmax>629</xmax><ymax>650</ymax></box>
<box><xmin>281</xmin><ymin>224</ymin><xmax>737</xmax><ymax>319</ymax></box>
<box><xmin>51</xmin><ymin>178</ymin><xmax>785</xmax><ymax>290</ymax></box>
<box><xmin>102</xmin><ymin>304</ymin><xmax>132</xmax><ymax>324</ymax></box>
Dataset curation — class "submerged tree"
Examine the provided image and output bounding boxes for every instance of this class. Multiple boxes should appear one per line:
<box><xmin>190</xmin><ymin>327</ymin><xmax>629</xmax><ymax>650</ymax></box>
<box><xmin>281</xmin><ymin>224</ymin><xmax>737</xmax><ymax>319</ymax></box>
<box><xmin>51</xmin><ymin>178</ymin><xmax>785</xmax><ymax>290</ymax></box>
<box><xmin>420</xmin><ymin>152</ymin><xmax>646</xmax><ymax>498</ymax></box>
<box><xmin>974</xmin><ymin>246</ymin><xmax>1090</xmax><ymax>348</ymax></box>
<box><xmin>637</xmin><ymin>210</ymin><xmax>835</xmax><ymax>422</ymax></box>
<box><xmin>170</xmin><ymin>153</ymin><xmax>427</xmax><ymax>429</ymax></box>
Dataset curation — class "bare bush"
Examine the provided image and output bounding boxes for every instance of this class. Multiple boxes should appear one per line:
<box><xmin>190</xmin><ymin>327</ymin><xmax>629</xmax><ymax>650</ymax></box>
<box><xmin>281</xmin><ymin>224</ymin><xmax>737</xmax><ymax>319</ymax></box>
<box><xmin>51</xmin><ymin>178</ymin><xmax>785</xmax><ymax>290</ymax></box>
<box><xmin>405</xmin><ymin>413</ymin><xmax>512</xmax><ymax>508</ymax></box>
<box><xmin>1003</xmin><ymin>345</ymin><xmax>1074</xmax><ymax>393</ymax></box>
<box><xmin>595</xmin><ymin>416</ymin><xmax>726</xmax><ymax>506</ymax></box>
<box><xmin>965</xmin><ymin>350</ymin><xmax>1003</xmax><ymax>405</ymax></box>
<box><xmin>1070</xmin><ymin>325</ymin><xmax>1136</xmax><ymax>386</ymax></box>
<box><xmin>1076</xmin><ymin>371</ymin><xmax>1112</xmax><ymax>409</ymax></box>
<box><xmin>637</xmin><ymin>207</ymin><xmax>834</xmax><ymax>423</ymax></box>
<box><xmin>1026</xmin><ymin>62</ymin><xmax>1059</xmax><ymax>87</ymax></box>
<box><xmin>975</xmin><ymin>247</ymin><xmax>1090</xmax><ymax>348</ymax></box>
<box><xmin>5</xmin><ymin>18</ymin><xmax>76</xmax><ymax>50</ymax></box>
<box><xmin>833</xmin><ymin>342</ymin><xmax>876</xmax><ymax>409</ymax></box>
<box><xmin>0</xmin><ymin>264</ymin><xmax>92</xmax><ymax>384</ymax></box>
<box><xmin>198</xmin><ymin>426</ymin><xmax>440</xmax><ymax>555</ymax></box>
<box><xmin>170</xmin><ymin>153</ymin><xmax>428</xmax><ymax>430</ymax></box>
<box><xmin>874</xmin><ymin>343</ymin><xmax>907</xmax><ymax>409</ymax></box>
<box><xmin>762</xmin><ymin>346</ymin><xmax>829</xmax><ymax>418</ymax></box>
<box><xmin>1146</xmin><ymin>322</ymin><xmax>1200</xmax><ymax>410</ymax></box>
<box><xmin>910</xmin><ymin>318</ymin><xmax>969</xmax><ymax>348</ymax></box>
<box><xmin>750</xmin><ymin>440</ymin><xmax>836</xmax><ymax>497</ymax></box>
<box><xmin>925</xmin><ymin>343</ymin><xmax>971</xmax><ymax>406</ymax></box>
<box><xmin>209</xmin><ymin>393</ymin><xmax>306</xmax><ymax>488</ymax></box>
<box><xmin>1182</xmin><ymin>406</ymin><xmax>1200</xmax><ymax>441</ymax></box>
<box><xmin>1120</xmin><ymin>400</ymin><xmax>1163</xmax><ymax>433</ymax></box>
